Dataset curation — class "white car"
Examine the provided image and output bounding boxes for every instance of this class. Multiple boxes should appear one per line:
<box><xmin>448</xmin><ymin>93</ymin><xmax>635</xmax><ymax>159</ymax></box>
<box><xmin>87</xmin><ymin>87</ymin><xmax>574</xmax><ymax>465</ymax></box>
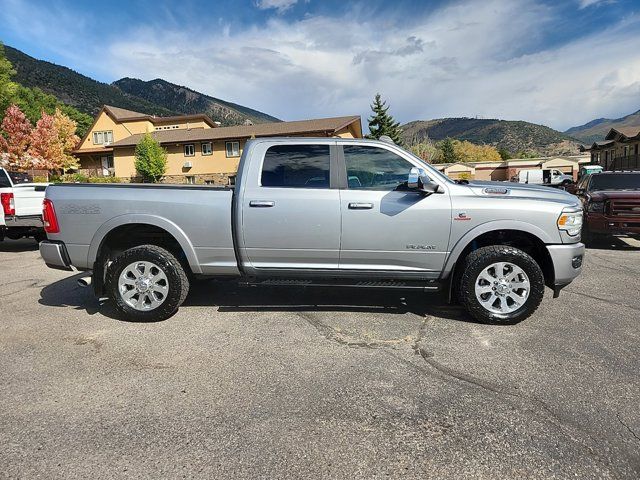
<box><xmin>0</xmin><ymin>168</ymin><xmax>48</xmax><ymax>242</ymax></box>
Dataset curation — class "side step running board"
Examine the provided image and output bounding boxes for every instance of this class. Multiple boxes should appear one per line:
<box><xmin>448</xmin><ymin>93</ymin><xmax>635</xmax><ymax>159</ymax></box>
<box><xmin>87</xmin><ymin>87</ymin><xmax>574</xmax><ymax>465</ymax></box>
<box><xmin>239</xmin><ymin>278</ymin><xmax>440</xmax><ymax>292</ymax></box>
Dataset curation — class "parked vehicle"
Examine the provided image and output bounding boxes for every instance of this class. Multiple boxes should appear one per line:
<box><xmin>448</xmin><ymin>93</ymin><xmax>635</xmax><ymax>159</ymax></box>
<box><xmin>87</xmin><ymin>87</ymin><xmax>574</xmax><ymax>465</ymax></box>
<box><xmin>578</xmin><ymin>165</ymin><xmax>603</xmax><ymax>179</ymax></box>
<box><xmin>516</xmin><ymin>168</ymin><xmax>573</xmax><ymax>187</ymax></box>
<box><xmin>573</xmin><ymin>171</ymin><xmax>640</xmax><ymax>242</ymax></box>
<box><xmin>39</xmin><ymin>138</ymin><xmax>585</xmax><ymax>324</ymax></box>
<box><xmin>0</xmin><ymin>168</ymin><xmax>47</xmax><ymax>242</ymax></box>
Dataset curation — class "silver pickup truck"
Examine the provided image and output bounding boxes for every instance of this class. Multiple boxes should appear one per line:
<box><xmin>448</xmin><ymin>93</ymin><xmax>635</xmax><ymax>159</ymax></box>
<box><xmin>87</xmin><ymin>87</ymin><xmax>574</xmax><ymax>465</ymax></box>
<box><xmin>40</xmin><ymin>137</ymin><xmax>585</xmax><ymax>324</ymax></box>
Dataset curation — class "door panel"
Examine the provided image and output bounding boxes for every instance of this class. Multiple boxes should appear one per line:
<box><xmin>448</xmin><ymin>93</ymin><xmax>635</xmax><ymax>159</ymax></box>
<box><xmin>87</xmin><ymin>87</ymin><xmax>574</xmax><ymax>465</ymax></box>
<box><xmin>241</xmin><ymin>143</ymin><xmax>341</xmax><ymax>270</ymax></box>
<box><xmin>339</xmin><ymin>189</ymin><xmax>451</xmax><ymax>272</ymax></box>
<box><xmin>338</xmin><ymin>144</ymin><xmax>451</xmax><ymax>273</ymax></box>
<box><xmin>242</xmin><ymin>188</ymin><xmax>341</xmax><ymax>269</ymax></box>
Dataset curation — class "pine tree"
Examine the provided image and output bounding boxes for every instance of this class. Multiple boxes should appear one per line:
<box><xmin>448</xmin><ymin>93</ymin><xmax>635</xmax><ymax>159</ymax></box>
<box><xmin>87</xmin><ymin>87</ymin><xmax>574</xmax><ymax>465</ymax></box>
<box><xmin>134</xmin><ymin>133</ymin><xmax>167</xmax><ymax>182</ymax></box>
<box><xmin>439</xmin><ymin>137</ymin><xmax>456</xmax><ymax>163</ymax></box>
<box><xmin>366</xmin><ymin>93</ymin><xmax>403</xmax><ymax>145</ymax></box>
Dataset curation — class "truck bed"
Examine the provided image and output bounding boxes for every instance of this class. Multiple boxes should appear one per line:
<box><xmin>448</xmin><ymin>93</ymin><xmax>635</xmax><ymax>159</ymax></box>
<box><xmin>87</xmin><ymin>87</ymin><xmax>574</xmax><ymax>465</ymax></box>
<box><xmin>45</xmin><ymin>183</ymin><xmax>238</xmax><ymax>274</ymax></box>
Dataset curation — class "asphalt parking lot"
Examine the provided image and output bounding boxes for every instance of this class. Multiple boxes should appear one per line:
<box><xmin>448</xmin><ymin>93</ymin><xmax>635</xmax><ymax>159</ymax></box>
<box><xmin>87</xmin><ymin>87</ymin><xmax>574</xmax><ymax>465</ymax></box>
<box><xmin>1</xmin><ymin>237</ymin><xmax>639</xmax><ymax>479</ymax></box>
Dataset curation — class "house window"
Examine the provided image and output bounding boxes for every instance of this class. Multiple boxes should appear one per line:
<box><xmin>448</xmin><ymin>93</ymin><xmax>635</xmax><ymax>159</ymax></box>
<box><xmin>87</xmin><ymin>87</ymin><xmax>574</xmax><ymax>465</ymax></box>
<box><xmin>93</xmin><ymin>130</ymin><xmax>113</xmax><ymax>145</ymax></box>
<box><xmin>226</xmin><ymin>141</ymin><xmax>240</xmax><ymax>157</ymax></box>
<box><xmin>202</xmin><ymin>142</ymin><xmax>212</xmax><ymax>155</ymax></box>
<box><xmin>185</xmin><ymin>176</ymin><xmax>195</xmax><ymax>184</ymax></box>
<box><xmin>184</xmin><ymin>144</ymin><xmax>195</xmax><ymax>156</ymax></box>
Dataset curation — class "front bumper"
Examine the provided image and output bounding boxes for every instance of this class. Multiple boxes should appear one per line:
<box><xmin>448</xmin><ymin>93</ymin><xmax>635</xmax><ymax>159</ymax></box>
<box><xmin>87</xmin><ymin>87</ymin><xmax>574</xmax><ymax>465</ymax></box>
<box><xmin>40</xmin><ymin>240</ymin><xmax>73</xmax><ymax>271</ymax></box>
<box><xmin>547</xmin><ymin>243</ymin><xmax>585</xmax><ymax>293</ymax></box>
<box><xmin>586</xmin><ymin>213</ymin><xmax>640</xmax><ymax>235</ymax></box>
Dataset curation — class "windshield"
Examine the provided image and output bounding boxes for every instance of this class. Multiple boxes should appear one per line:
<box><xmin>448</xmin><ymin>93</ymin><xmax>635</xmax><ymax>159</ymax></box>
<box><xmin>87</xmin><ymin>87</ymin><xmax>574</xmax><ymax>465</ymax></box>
<box><xmin>589</xmin><ymin>174</ymin><xmax>640</xmax><ymax>191</ymax></box>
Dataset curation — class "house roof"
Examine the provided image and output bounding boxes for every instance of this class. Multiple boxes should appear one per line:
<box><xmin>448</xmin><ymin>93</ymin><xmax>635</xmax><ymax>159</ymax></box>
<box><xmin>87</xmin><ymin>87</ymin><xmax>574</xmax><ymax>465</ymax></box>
<box><xmin>110</xmin><ymin>115</ymin><xmax>362</xmax><ymax>148</ymax></box>
<box><xmin>103</xmin><ymin>105</ymin><xmax>217</xmax><ymax>127</ymax></box>
<box><xmin>604</xmin><ymin>126</ymin><xmax>640</xmax><ymax>140</ymax></box>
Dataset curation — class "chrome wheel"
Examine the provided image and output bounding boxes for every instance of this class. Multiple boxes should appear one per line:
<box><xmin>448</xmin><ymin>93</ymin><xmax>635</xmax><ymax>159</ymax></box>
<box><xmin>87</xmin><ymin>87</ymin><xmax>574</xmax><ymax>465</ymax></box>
<box><xmin>117</xmin><ymin>261</ymin><xmax>169</xmax><ymax>311</ymax></box>
<box><xmin>474</xmin><ymin>261</ymin><xmax>530</xmax><ymax>315</ymax></box>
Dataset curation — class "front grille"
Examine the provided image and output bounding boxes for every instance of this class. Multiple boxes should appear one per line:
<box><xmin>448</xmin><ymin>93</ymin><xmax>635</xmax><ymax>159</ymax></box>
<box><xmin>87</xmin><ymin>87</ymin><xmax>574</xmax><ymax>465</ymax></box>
<box><xmin>608</xmin><ymin>199</ymin><xmax>640</xmax><ymax>217</ymax></box>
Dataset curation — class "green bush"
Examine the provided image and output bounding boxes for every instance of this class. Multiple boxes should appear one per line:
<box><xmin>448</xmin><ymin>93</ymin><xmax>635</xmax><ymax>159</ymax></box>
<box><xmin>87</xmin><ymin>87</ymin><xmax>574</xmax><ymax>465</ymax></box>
<box><xmin>32</xmin><ymin>175</ymin><xmax>49</xmax><ymax>183</ymax></box>
<box><xmin>48</xmin><ymin>173</ymin><xmax>121</xmax><ymax>183</ymax></box>
<box><xmin>87</xmin><ymin>176</ymin><xmax>121</xmax><ymax>183</ymax></box>
<box><xmin>134</xmin><ymin>133</ymin><xmax>167</xmax><ymax>183</ymax></box>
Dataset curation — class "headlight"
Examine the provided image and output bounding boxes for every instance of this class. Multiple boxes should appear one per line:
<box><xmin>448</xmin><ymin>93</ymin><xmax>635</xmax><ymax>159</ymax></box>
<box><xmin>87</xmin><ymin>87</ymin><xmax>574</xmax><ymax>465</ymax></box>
<box><xmin>557</xmin><ymin>209</ymin><xmax>583</xmax><ymax>236</ymax></box>
<box><xmin>587</xmin><ymin>201</ymin><xmax>604</xmax><ymax>213</ymax></box>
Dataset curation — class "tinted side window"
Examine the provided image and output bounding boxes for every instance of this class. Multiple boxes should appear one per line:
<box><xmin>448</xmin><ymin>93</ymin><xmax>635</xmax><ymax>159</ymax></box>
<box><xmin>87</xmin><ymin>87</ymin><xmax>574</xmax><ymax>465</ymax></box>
<box><xmin>343</xmin><ymin>145</ymin><xmax>412</xmax><ymax>191</ymax></box>
<box><xmin>0</xmin><ymin>170</ymin><xmax>11</xmax><ymax>188</ymax></box>
<box><xmin>261</xmin><ymin>145</ymin><xmax>331</xmax><ymax>188</ymax></box>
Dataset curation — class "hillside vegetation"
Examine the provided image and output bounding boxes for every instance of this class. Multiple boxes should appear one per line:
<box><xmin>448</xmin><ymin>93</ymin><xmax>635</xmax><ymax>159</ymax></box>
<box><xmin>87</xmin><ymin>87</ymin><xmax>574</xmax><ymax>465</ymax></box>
<box><xmin>114</xmin><ymin>78</ymin><xmax>279</xmax><ymax>126</ymax></box>
<box><xmin>5</xmin><ymin>46</ymin><xmax>176</xmax><ymax>118</ymax></box>
<box><xmin>402</xmin><ymin>117</ymin><xmax>581</xmax><ymax>157</ymax></box>
<box><xmin>4</xmin><ymin>45</ymin><xmax>279</xmax><ymax>126</ymax></box>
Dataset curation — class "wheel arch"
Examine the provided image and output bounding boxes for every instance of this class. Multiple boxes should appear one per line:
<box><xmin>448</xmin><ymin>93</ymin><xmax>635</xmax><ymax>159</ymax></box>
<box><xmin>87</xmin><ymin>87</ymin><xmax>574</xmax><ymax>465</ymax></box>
<box><xmin>88</xmin><ymin>214</ymin><xmax>202</xmax><ymax>275</ymax></box>
<box><xmin>443</xmin><ymin>221</ymin><xmax>556</xmax><ymax>298</ymax></box>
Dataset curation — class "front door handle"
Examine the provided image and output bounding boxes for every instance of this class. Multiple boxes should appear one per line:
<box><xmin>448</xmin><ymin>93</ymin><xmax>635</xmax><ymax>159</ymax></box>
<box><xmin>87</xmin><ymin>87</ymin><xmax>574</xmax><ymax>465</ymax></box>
<box><xmin>348</xmin><ymin>202</ymin><xmax>374</xmax><ymax>210</ymax></box>
<box><xmin>249</xmin><ymin>200</ymin><xmax>275</xmax><ymax>208</ymax></box>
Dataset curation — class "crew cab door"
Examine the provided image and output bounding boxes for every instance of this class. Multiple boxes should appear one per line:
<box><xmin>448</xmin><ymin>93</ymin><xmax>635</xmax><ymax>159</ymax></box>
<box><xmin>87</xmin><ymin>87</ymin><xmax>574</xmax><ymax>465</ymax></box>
<box><xmin>239</xmin><ymin>142</ymin><xmax>341</xmax><ymax>270</ymax></box>
<box><xmin>338</xmin><ymin>144</ymin><xmax>451</xmax><ymax>276</ymax></box>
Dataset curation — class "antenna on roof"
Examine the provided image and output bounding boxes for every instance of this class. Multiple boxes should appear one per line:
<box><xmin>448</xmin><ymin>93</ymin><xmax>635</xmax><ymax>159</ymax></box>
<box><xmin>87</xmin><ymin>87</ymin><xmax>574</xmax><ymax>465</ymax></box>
<box><xmin>379</xmin><ymin>135</ymin><xmax>395</xmax><ymax>145</ymax></box>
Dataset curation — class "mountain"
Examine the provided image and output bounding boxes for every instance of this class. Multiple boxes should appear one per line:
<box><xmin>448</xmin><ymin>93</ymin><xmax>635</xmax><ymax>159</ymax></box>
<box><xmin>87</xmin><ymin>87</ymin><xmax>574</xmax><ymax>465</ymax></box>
<box><xmin>4</xmin><ymin>45</ymin><xmax>279</xmax><ymax>126</ymax></box>
<box><xmin>114</xmin><ymin>78</ymin><xmax>280</xmax><ymax>126</ymax></box>
<box><xmin>401</xmin><ymin>117</ymin><xmax>581</xmax><ymax>157</ymax></box>
<box><xmin>4</xmin><ymin>45</ymin><xmax>177</xmax><ymax>117</ymax></box>
<box><xmin>565</xmin><ymin>109</ymin><xmax>640</xmax><ymax>144</ymax></box>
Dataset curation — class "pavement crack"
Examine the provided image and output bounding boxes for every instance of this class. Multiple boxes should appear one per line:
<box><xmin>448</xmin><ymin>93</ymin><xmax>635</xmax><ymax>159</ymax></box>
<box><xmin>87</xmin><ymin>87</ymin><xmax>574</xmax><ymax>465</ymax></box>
<box><xmin>617</xmin><ymin>413</ymin><xmax>640</xmax><ymax>442</ymax></box>
<box><xmin>296</xmin><ymin>312</ymin><xmax>411</xmax><ymax>349</ymax></box>
<box><xmin>296</xmin><ymin>312</ymin><xmax>378</xmax><ymax>348</ymax></box>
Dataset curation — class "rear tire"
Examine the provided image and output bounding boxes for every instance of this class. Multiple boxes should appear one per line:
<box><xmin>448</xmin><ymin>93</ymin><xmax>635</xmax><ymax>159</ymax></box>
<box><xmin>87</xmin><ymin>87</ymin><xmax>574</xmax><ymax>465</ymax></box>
<box><xmin>106</xmin><ymin>244</ymin><xmax>190</xmax><ymax>322</ymax></box>
<box><xmin>458</xmin><ymin>245</ymin><xmax>545</xmax><ymax>325</ymax></box>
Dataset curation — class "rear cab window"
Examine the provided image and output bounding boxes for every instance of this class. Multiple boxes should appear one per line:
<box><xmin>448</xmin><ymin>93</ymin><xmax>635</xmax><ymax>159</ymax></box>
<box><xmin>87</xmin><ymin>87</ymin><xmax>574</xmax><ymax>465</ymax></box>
<box><xmin>0</xmin><ymin>170</ymin><xmax>11</xmax><ymax>188</ymax></box>
<box><xmin>261</xmin><ymin>144</ymin><xmax>331</xmax><ymax>188</ymax></box>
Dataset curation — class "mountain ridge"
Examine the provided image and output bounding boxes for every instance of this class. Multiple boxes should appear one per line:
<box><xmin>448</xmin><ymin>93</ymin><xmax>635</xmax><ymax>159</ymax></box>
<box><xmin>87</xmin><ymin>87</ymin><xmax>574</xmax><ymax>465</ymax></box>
<box><xmin>401</xmin><ymin>117</ymin><xmax>581</xmax><ymax>157</ymax></box>
<box><xmin>3</xmin><ymin>45</ymin><xmax>279</xmax><ymax>126</ymax></box>
<box><xmin>564</xmin><ymin>109</ymin><xmax>640</xmax><ymax>144</ymax></box>
<box><xmin>113</xmin><ymin>77</ymin><xmax>279</xmax><ymax>126</ymax></box>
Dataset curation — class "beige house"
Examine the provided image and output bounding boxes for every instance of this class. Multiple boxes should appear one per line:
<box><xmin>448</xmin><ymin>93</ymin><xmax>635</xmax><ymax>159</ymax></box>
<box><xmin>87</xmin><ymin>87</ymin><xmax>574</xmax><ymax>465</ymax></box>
<box><xmin>74</xmin><ymin>105</ymin><xmax>362</xmax><ymax>184</ymax></box>
<box><xmin>580</xmin><ymin>127</ymin><xmax>640</xmax><ymax>171</ymax></box>
<box><xmin>434</xmin><ymin>155</ymin><xmax>590</xmax><ymax>181</ymax></box>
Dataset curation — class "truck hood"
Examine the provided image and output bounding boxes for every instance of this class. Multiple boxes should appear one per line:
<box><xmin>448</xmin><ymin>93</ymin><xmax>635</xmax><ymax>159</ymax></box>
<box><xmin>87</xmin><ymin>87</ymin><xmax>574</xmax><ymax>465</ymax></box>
<box><xmin>466</xmin><ymin>180</ymin><xmax>579</xmax><ymax>206</ymax></box>
<box><xmin>588</xmin><ymin>190</ymin><xmax>640</xmax><ymax>201</ymax></box>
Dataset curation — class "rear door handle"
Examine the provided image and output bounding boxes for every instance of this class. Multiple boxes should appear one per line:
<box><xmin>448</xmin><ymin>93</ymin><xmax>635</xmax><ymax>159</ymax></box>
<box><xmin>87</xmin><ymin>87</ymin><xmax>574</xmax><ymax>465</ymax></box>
<box><xmin>249</xmin><ymin>200</ymin><xmax>275</xmax><ymax>208</ymax></box>
<box><xmin>348</xmin><ymin>202</ymin><xmax>374</xmax><ymax>210</ymax></box>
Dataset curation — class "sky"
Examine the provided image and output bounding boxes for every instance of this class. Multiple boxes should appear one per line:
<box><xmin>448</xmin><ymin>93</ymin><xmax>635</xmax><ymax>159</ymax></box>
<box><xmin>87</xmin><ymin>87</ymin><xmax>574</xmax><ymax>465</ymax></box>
<box><xmin>1</xmin><ymin>0</ymin><xmax>639</xmax><ymax>131</ymax></box>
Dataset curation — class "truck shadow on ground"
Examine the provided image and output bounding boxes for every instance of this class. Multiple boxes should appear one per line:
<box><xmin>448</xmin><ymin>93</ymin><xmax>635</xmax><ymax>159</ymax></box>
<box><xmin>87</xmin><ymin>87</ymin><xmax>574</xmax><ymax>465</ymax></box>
<box><xmin>39</xmin><ymin>274</ymin><xmax>473</xmax><ymax>323</ymax></box>
<box><xmin>584</xmin><ymin>235</ymin><xmax>640</xmax><ymax>251</ymax></box>
<box><xmin>0</xmin><ymin>238</ymin><xmax>39</xmax><ymax>252</ymax></box>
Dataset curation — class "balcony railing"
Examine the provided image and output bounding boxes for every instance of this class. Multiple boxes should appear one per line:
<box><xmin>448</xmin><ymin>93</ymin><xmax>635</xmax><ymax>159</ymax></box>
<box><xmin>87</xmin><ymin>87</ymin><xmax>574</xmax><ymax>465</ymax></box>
<box><xmin>604</xmin><ymin>154</ymin><xmax>640</xmax><ymax>171</ymax></box>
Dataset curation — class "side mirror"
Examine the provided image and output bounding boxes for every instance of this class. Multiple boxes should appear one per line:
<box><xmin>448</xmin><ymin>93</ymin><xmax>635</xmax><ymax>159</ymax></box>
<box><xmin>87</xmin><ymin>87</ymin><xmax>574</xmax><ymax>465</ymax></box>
<box><xmin>408</xmin><ymin>167</ymin><xmax>441</xmax><ymax>194</ymax></box>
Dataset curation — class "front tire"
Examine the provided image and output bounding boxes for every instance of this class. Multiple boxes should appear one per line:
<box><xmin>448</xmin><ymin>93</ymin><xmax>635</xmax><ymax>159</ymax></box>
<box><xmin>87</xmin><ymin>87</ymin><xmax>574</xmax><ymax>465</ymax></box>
<box><xmin>106</xmin><ymin>244</ymin><xmax>190</xmax><ymax>322</ymax></box>
<box><xmin>458</xmin><ymin>245</ymin><xmax>545</xmax><ymax>324</ymax></box>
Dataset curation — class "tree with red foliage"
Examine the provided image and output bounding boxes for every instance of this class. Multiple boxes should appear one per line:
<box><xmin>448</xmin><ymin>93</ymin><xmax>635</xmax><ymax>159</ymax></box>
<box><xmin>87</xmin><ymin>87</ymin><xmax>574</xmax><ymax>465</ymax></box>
<box><xmin>0</xmin><ymin>104</ymin><xmax>32</xmax><ymax>171</ymax></box>
<box><xmin>28</xmin><ymin>111</ymin><xmax>58</xmax><ymax>170</ymax></box>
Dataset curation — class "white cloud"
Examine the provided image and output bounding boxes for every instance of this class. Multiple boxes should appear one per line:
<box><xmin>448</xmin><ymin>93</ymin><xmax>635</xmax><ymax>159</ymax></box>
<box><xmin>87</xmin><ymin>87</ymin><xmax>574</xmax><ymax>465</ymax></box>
<box><xmin>578</xmin><ymin>0</ymin><xmax>614</xmax><ymax>9</ymax></box>
<box><xmin>3</xmin><ymin>0</ymin><xmax>639</xmax><ymax>131</ymax></box>
<box><xmin>255</xmin><ymin>0</ymin><xmax>299</xmax><ymax>14</ymax></box>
